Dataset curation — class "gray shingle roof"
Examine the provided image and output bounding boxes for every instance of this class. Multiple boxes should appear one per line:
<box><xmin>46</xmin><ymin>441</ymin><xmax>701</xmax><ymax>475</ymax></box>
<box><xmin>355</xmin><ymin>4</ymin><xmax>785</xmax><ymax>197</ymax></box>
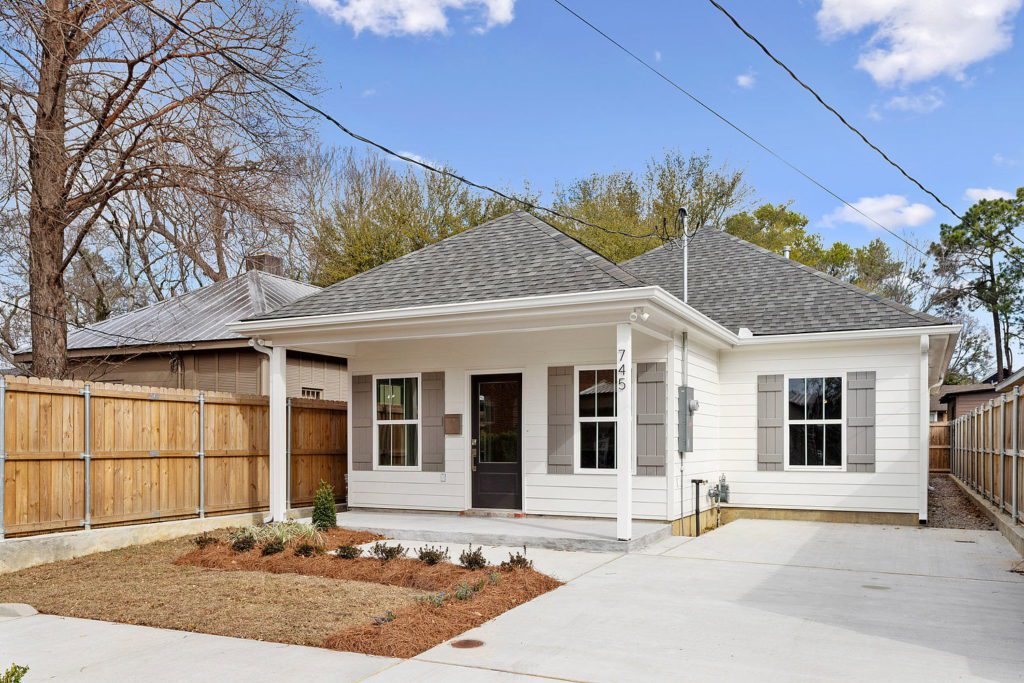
<box><xmin>623</xmin><ymin>227</ymin><xmax>948</xmax><ymax>335</ymax></box>
<box><xmin>250</xmin><ymin>211</ymin><xmax>646</xmax><ymax>321</ymax></box>
<box><xmin>46</xmin><ymin>270</ymin><xmax>320</xmax><ymax>352</ymax></box>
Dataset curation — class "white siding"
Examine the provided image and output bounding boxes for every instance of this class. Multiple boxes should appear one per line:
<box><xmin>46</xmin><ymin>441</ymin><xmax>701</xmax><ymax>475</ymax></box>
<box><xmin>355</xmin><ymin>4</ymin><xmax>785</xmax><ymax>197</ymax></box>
<box><xmin>347</xmin><ymin>327</ymin><xmax>670</xmax><ymax>519</ymax></box>
<box><xmin>717</xmin><ymin>337</ymin><xmax>922</xmax><ymax>514</ymax></box>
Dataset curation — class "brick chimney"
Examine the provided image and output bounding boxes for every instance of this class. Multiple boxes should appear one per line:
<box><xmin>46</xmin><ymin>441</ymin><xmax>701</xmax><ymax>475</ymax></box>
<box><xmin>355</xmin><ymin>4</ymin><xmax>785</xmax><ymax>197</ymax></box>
<box><xmin>245</xmin><ymin>252</ymin><xmax>284</xmax><ymax>276</ymax></box>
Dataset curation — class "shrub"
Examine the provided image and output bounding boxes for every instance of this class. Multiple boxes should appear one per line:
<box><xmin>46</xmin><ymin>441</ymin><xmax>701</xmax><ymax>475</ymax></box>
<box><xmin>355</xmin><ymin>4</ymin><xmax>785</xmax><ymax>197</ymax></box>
<box><xmin>416</xmin><ymin>592</ymin><xmax>446</xmax><ymax>608</ymax></box>
<box><xmin>416</xmin><ymin>545</ymin><xmax>450</xmax><ymax>565</ymax></box>
<box><xmin>335</xmin><ymin>544</ymin><xmax>363</xmax><ymax>559</ymax></box>
<box><xmin>311</xmin><ymin>480</ymin><xmax>338</xmax><ymax>531</ymax></box>
<box><xmin>261</xmin><ymin>538</ymin><xmax>285</xmax><ymax>556</ymax></box>
<box><xmin>229</xmin><ymin>528</ymin><xmax>257</xmax><ymax>553</ymax></box>
<box><xmin>459</xmin><ymin>545</ymin><xmax>487</xmax><ymax>570</ymax></box>
<box><xmin>454</xmin><ymin>582</ymin><xmax>474</xmax><ymax>601</ymax></box>
<box><xmin>488</xmin><ymin>571</ymin><xmax>501</xmax><ymax>585</ymax></box>
<box><xmin>500</xmin><ymin>547</ymin><xmax>533</xmax><ymax>571</ymax></box>
<box><xmin>1</xmin><ymin>664</ymin><xmax>29</xmax><ymax>683</ymax></box>
<box><xmin>192</xmin><ymin>532</ymin><xmax>219</xmax><ymax>549</ymax></box>
<box><xmin>369</xmin><ymin>542</ymin><xmax>406</xmax><ymax>562</ymax></box>
<box><xmin>373</xmin><ymin>610</ymin><xmax>396</xmax><ymax>625</ymax></box>
<box><xmin>294</xmin><ymin>542</ymin><xmax>321</xmax><ymax>558</ymax></box>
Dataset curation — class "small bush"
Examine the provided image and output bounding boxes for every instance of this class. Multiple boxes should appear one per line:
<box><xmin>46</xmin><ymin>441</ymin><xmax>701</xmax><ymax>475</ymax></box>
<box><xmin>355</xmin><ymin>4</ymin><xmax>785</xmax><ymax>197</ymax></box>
<box><xmin>416</xmin><ymin>545</ymin><xmax>450</xmax><ymax>565</ymax></box>
<box><xmin>192</xmin><ymin>532</ymin><xmax>219</xmax><ymax>549</ymax></box>
<box><xmin>335</xmin><ymin>544</ymin><xmax>363</xmax><ymax>559</ymax></box>
<box><xmin>416</xmin><ymin>592</ymin><xmax>446</xmax><ymax>608</ymax></box>
<box><xmin>311</xmin><ymin>480</ymin><xmax>338</xmax><ymax>531</ymax></box>
<box><xmin>294</xmin><ymin>542</ymin><xmax>321</xmax><ymax>558</ymax></box>
<box><xmin>229</xmin><ymin>529</ymin><xmax>257</xmax><ymax>553</ymax></box>
<box><xmin>373</xmin><ymin>610</ymin><xmax>396</xmax><ymax>625</ymax></box>
<box><xmin>472</xmin><ymin>578</ymin><xmax>486</xmax><ymax>592</ymax></box>
<box><xmin>488</xmin><ymin>571</ymin><xmax>501</xmax><ymax>585</ymax></box>
<box><xmin>459</xmin><ymin>545</ymin><xmax>487</xmax><ymax>570</ymax></box>
<box><xmin>500</xmin><ymin>547</ymin><xmax>533</xmax><ymax>571</ymax></box>
<box><xmin>369</xmin><ymin>542</ymin><xmax>406</xmax><ymax>562</ymax></box>
<box><xmin>261</xmin><ymin>538</ymin><xmax>285</xmax><ymax>556</ymax></box>
<box><xmin>1</xmin><ymin>664</ymin><xmax>29</xmax><ymax>683</ymax></box>
<box><xmin>454</xmin><ymin>582</ymin><xmax>474</xmax><ymax>601</ymax></box>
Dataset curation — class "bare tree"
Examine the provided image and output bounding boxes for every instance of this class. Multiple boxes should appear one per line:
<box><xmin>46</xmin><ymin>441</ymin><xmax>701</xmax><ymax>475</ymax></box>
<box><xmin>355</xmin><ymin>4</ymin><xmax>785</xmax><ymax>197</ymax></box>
<box><xmin>0</xmin><ymin>0</ymin><xmax>317</xmax><ymax>376</ymax></box>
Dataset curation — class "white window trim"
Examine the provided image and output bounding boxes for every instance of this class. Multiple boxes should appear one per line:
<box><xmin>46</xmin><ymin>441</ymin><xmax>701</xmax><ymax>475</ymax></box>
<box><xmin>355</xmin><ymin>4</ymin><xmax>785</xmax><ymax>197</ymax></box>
<box><xmin>573</xmin><ymin>365</ymin><xmax>623</xmax><ymax>475</ymax></box>
<box><xmin>372</xmin><ymin>372</ymin><xmax>423</xmax><ymax>472</ymax></box>
<box><xmin>782</xmin><ymin>373</ymin><xmax>846</xmax><ymax>472</ymax></box>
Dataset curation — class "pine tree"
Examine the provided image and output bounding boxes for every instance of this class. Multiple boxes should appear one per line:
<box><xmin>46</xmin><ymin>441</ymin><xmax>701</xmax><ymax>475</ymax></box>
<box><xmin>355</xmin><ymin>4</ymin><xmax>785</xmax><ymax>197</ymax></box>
<box><xmin>311</xmin><ymin>480</ymin><xmax>337</xmax><ymax>530</ymax></box>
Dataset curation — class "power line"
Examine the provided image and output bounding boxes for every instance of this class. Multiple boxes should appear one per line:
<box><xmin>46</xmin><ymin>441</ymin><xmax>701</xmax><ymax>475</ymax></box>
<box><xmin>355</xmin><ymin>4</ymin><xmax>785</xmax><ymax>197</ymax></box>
<box><xmin>123</xmin><ymin>0</ymin><xmax>660</xmax><ymax>243</ymax></box>
<box><xmin>548</xmin><ymin>0</ymin><xmax>935</xmax><ymax>262</ymax></box>
<box><xmin>702</xmin><ymin>0</ymin><xmax>962</xmax><ymax>221</ymax></box>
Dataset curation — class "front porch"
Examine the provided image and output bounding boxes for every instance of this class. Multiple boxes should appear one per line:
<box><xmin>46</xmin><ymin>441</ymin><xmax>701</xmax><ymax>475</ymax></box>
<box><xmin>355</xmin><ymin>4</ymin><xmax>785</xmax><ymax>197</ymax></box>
<box><xmin>335</xmin><ymin>510</ymin><xmax>672</xmax><ymax>553</ymax></box>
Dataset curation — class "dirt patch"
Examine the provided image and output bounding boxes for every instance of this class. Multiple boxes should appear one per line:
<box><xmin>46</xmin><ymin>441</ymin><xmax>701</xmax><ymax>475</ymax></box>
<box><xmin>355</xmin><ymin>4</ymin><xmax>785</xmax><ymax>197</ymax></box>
<box><xmin>927</xmin><ymin>474</ymin><xmax>996</xmax><ymax>530</ymax></box>
<box><xmin>177</xmin><ymin>542</ymin><xmax>562</xmax><ymax>657</ymax></box>
<box><xmin>0</xmin><ymin>535</ymin><xmax>420</xmax><ymax>647</ymax></box>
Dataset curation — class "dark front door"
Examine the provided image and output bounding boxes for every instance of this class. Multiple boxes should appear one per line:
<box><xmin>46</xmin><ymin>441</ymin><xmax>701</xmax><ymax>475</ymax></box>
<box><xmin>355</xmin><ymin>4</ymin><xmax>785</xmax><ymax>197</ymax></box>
<box><xmin>471</xmin><ymin>374</ymin><xmax>522</xmax><ymax>509</ymax></box>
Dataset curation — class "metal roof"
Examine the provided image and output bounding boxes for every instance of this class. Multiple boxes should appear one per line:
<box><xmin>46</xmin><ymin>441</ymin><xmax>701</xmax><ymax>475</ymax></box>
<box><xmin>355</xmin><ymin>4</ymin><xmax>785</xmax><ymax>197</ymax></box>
<box><xmin>31</xmin><ymin>270</ymin><xmax>320</xmax><ymax>353</ymax></box>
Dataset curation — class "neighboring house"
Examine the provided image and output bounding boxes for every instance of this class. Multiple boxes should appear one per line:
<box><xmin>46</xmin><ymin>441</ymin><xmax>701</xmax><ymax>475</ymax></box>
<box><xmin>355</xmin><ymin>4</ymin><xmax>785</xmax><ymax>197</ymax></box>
<box><xmin>939</xmin><ymin>383</ymin><xmax>1000</xmax><ymax>421</ymax></box>
<box><xmin>995</xmin><ymin>367</ymin><xmax>1024</xmax><ymax>395</ymax></box>
<box><xmin>231</xmin><ymin>212</ymin><xmax>958</xmax><ymax>536</ymax></box>
<box><xmin>15</xmin><ymin>258</ymin><xmax>348</xmax><ymax>401</ymax></box>
<box><xmin>929</xmin><ymin>396</ymin><xmax>947</xmax><ymax>423</ymax></box>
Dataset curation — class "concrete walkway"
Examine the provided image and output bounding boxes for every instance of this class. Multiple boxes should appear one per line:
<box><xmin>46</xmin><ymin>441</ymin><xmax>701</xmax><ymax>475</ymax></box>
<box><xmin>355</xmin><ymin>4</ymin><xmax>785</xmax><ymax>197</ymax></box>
<box><xmin>335</xmin><ymin>510</ymin><xmax>670</xmax><ymax>552</ymax></box>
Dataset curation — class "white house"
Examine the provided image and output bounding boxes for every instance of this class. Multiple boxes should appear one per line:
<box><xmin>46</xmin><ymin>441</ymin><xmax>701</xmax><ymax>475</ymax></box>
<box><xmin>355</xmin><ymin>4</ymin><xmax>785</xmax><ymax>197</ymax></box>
<box><xmin>230</xmin><ymin>212</ymin><xmax>959</xmax><ymax>539</ymax></box>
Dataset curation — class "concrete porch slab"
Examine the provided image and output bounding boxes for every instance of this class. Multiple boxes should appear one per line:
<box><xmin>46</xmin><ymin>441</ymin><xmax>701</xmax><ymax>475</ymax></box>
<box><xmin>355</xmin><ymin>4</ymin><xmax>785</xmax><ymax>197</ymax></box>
<box><xmin>336</xmin><ymin>511</ymin><xmax>671</xmax><ymax>553</ymax></box>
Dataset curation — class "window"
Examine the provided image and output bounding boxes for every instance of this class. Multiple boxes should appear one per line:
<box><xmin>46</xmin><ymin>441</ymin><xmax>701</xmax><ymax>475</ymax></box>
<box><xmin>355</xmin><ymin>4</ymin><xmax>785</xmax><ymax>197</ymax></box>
<box><xmin>788</xmin><ymin>376</ymin><xmax>843</xmax><ymax>468</ymax></box>
<box><xmin>301</xmin><ymin>387</ymin><xmax>323</xmax><ymax>400</ymax></box>
<box><xmin>577</xmin><ymin>368</ymin><xmax>617</xmax><ymax>471</ymax></box>
<box><xmin>374</xmin><ymin>376</ymin><xmax>419</xmax><ymax>468</ymax></box>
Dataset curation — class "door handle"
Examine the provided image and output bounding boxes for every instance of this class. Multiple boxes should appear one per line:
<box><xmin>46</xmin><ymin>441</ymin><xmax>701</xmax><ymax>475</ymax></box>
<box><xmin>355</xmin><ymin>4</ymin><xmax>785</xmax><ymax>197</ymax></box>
<box><xmin>471</xmin><ymin>438</ymin><xmax>478</xmax><ymax>471</ymax></box>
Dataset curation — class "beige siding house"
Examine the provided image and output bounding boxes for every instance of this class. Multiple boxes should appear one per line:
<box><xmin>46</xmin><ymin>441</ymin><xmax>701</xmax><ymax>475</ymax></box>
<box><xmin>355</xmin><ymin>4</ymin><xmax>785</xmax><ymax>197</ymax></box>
<box><xmin>231</xmin><ymin>212</ymin><xmax>960</xmax><ymax>537</ymax></box>
<box><xmin>15</xmin><ymin>263</ymin><xmax>348</xmax><ymax>401</ymax></box>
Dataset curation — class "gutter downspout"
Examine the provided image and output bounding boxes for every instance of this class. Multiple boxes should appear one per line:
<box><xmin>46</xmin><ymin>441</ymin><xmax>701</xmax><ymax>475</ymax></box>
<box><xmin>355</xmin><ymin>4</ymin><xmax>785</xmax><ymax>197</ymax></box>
<box><xmin>250</xmin><ymin>339</ymin><xmax>283</xmax><ymax>524</ymax></box>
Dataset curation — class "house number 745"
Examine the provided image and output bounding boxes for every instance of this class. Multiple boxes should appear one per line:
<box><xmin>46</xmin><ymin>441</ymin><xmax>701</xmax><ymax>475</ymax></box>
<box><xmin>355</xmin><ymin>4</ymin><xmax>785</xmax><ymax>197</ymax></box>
<box><xmin>617</xmin><ymin>348</ymin><xmax>628</xmax><ymax>391</ymax></box>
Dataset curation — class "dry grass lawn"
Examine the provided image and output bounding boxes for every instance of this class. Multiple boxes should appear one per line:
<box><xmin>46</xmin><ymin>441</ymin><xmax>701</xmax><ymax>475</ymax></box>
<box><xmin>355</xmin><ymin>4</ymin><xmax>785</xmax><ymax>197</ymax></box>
<box><xmin>0</xmin><ymin>532</ymin><xmax>424</xmax><ymax>647</ymax></box>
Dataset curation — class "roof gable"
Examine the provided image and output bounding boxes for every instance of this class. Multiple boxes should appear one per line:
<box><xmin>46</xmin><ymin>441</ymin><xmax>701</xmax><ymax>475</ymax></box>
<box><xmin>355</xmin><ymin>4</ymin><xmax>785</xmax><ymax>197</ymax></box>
<box><xmin>251</xmin><ymin>211</ymin><xmax>646</xmax><ymax>321</ymax></box>
<box><xmin>57</xmin><ymin>270</ymin><xmax>320</xmax><ymax>351</ymax></box>
<box><xmin>623</xmin><ymin>228</ymin><xmax>947</xmax><ymax>335</ymax></box>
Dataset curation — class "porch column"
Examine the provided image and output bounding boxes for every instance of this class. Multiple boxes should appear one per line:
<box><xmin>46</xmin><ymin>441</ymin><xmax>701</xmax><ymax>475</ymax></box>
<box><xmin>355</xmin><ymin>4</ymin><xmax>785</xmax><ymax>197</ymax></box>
<box><xmin>616</xmin><ymin>323</ymin><xmax>633</xmax><ymax>540</ymax></box>
<box><xmin>269</xmin><ymin>345</ymin><xmax>288</xmax><ymax>521</ymax></box>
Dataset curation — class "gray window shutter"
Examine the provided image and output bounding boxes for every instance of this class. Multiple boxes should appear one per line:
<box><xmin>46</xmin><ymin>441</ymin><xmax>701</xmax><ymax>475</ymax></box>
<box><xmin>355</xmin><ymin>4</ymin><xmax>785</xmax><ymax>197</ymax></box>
<box><xmin>421</xmin><ymin>372</ymin><xmax>445</xmax><ymax>472</ymax></box>
<box><xmin>847</xmin><ymin>371</ymin><xmax>876</xmax><ymax>472</ymax></box>
<box><xmin>548</xmin><ymin>366</ymin><xmax>573</xmax><ymax>473</ymax></box>
<box><xmin>636</xmin><ymin>362</ymin><xmax>666</xmax><ymax>476</ymax></box>
<box><xmin>757</xmin><ymin>374</ymin><xmax>784</xmax><ymax>471</ymax></box>
<box><xmin>351</xmin><ymin>375</ymin><xmax>373</xmax><ymax>471</ymax></box>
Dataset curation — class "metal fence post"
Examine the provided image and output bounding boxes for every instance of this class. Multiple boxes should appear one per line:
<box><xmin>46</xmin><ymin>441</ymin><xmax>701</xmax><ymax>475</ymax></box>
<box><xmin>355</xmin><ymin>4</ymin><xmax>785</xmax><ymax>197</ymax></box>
<box><xmin>286</xmin><ymin>397</ymin><xmax>292</xmax><ymax>511</ymax></box>
<box><xmin>1013</xmin><ymin>386</ymin><xmax>1020</xmax><ymax>525</ymax></box>
<box><xmin>999</xmin><ymin>395</ymin><xmax>1007</xmax><ymax>512</ymax></box>
<box><xmin>82</xmin><ymin>383</ymin><xmax>92</xmax><ymax>530</ymax></box>
<box><xmin>0</xmin><ymin>376</ymin><xmax>6</xmax><ymax>540</ymax></box>
<box><xmin>197</xmin><ymin>391</ymin><xmax>205</xmax><ymax>518</ymax></box>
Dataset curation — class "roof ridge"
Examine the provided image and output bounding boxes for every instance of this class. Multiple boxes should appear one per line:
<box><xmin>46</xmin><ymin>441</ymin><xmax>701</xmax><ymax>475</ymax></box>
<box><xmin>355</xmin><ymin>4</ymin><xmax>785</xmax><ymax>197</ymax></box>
<box><xmin>247</xmin><ymin>270</ymin><xmax>268</xmax><ymax>313</ymax></box>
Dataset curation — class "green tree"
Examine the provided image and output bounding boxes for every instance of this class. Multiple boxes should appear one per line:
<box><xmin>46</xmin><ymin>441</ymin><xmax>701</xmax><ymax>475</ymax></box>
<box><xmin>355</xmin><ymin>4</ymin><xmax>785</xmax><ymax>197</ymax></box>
<box><xmin>311</xmin><ymin>480</ymin><xmax>338</xmax><ymax>531</ymax></box>
<box><xmin>931</xmin><ymin>188</ymin><xmax>1024</xmax><ymax>380</ymax></box>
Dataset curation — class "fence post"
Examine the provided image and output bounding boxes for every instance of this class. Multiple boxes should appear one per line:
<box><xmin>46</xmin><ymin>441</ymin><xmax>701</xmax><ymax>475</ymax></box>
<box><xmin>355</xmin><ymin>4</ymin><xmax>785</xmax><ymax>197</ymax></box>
<box><xmin>82</xmin><ymin>383</ymin><xmax>92</xmax><ymax>530</ymax></box>
<box><xmin>0</xmin><ymin>376</ymin><xmax>6</xmax><ymax>541</ymax></box>
<box><xmin>1013</xmin><ymin>386</ymin><xmax>1019</xmax><ymax>525</ymax></box>
<box><xmin>286</xmin><ymin>397</ymin><xmax>292</xmax><ymax>512</ymax></box>
<box><xmin>197</xmin><ymin>391</ymin><xmax>206</xmax><ymax>518</ymax></box>
<box><xmin>999</xmin><ymin>395</ymin><xmax>1007</xmax><ymax>512</ymax></box>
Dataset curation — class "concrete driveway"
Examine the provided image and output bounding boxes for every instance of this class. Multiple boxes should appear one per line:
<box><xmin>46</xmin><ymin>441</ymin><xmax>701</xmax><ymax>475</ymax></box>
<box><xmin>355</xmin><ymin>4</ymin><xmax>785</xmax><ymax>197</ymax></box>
<box><xmin>412</xmin><ymin>520</ymin><xmax>1024</xmax><ymax>682</ymax></box>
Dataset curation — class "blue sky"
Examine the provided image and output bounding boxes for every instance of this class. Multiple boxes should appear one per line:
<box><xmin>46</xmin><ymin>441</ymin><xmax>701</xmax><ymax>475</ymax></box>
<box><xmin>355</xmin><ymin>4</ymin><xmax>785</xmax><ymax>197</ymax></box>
<box><xmin>297</xmin><ymin>0</ymin><xmax>1024</xmax><ymax>251</ymax></box>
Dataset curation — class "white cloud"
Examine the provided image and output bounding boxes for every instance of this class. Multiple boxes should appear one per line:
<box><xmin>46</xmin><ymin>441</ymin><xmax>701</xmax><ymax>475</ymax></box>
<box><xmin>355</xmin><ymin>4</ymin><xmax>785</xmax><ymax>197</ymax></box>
<box><xmin>654</xmin><ymin>50</ymin><xmax>662</xmax><ymax>62</ymax></box>
<box><xmin>305</xmin><ymin>0</ymin><xmax>515</xmax><ymax>36</ymax></box>
<box><xmin>965</xmin><ymin>187</ymin><xmax>1014</xmax><ymax>201</ymax></box>
<box><xmin>993</xmin><ymin>152</ymin><xmax>1020</xmax><ymax>167</ymax></box>
<box><xmin>398</xmin><ymin>150</ymin><xmax>440</xmax><ymax>168</ymax></box>
<box><xmin>822</xmin><ymin>194</ymin><xmax>935</xmax><ymax>229</ymax></box>
<box><xmin>885</xmin><ymin>87</ymin><xmax>944</xmax><ymax>113</ymax></box>
<box><xmin>735</xmin><ymin>70</ymin><xmax>756</xmax><ymax>89</ymax></box>
<box><xmin>360</xmin><ymin>87</ymin><xmax>378</xmax><ymax>98</ymax></box>
<box><xmin>816</xmin><ymin>0</ymin><xmax>1023</xmax><ymax>86</ymax></box>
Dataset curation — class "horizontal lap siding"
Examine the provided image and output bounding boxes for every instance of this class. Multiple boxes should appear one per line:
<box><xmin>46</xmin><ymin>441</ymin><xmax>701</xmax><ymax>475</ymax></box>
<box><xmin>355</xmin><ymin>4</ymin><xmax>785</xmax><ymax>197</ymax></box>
<box><xmin>670</xmin><ymin>339</ymin><xmax>720</xmax><ymax>520</ymax></box>
<box><xmin>718</xmin><ymin>338</ymin><xmax>921</xmax><ymax>513</ymax></box>
<box><xmin>347</xmin><ymin>329</ymin><xmax>671</xmax><ymax>519</ymax></box>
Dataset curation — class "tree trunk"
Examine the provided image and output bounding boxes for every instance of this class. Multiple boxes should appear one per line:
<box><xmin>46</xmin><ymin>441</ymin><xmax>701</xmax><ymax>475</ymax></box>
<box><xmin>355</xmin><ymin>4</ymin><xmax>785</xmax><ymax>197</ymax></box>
<box><xmin>26</xmin><ymin>0</ymin><xmax>71</xmax><ymax>378</ymax></box>
<box><xmin>991</xmin><ymin>307</ymin><xmax>1005</xmax><ymax>382</ymax></box>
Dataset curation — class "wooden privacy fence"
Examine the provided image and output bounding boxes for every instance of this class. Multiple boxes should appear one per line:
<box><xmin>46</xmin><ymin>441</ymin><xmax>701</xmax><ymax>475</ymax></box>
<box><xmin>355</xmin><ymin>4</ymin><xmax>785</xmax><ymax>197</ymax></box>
<box><xmin>929</xmin><ymin>422</ymin><xmax>951</xmax><ymax>472</ymax></box>
<box><xmin>0</xmin><ymin>375</ymin><xmax>347</xmax><ymax>539</ymax></box>
<box><xmin>950</xmin><ymin>386</ymin><xmax>1022</xmax><ymax>527</ymax></box>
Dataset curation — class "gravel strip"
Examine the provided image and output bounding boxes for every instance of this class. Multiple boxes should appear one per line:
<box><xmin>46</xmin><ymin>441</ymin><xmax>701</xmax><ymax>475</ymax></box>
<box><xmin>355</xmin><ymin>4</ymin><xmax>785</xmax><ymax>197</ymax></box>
<box><xmin>927</xmin><ymin>474</ymin><xmax>996</xmax><ymax>530</ymax></box>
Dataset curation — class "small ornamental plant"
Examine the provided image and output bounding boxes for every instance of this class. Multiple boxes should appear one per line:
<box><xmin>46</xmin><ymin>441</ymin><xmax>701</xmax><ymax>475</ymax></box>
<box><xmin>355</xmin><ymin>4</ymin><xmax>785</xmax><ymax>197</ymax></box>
<box><xmin>311</xmin><ymin>480</ymin><xmax>338</xmax><ymax>531</ymax></box>
<box><xmin>261</xmin><ymin>538</ymin><xmax>285</xmax><ymax>556</ymax></box>
<box><xmin>458</xmin><ymin>546</ymin><xmax>487</xmax><ymax>570</ymax></box>
<box><xmin>192</xmin><ymin>532</ymin><xmax>219</xmax><ymax>549</ymax></box>
<box><xmin>500</xmin><ymin>547</ymin><xmax>533</xmax><ymax>571</ymax></box>
<box><xmin>335</xmin><ymin>544</ymin><xmax>363</xmax><ymax>559</ymax></box>
<box><xmin>454</xmin><ymin>583</ymin><xmax>474</xmax><ymax>601</ymax></box>
<box><xmin>416</xmin><ymin>545</ymin><xmax>450</xmax><ymax>565</ymax></box>
<box><xmin>229</xmin><ymin>529</ymin><xmax>257</xmax><ymax>553</ymax></box>
<box><xmin>294</xmin><ymin>542</ymin><xmax>321</xmax><ymax>558</ymax></box>
<box><xmin>1</xmin><ymin>664</ymin><xmax>29</xmax><ymax>683</ymax></box>
<box><xmin>369</xmin><ymin>542</ymin><xmax>406</xmax><ymax>562</ymax></box>
<box><xmin>373</xmin><ymin>610</ymin><xmax>396</xmax><ymax>625</ymax></box>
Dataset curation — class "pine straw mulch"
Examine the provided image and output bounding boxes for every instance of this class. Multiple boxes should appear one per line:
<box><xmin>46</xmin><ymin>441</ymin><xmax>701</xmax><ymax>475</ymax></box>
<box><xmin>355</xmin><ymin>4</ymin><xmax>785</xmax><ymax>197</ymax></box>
<box><xmin>176</xmin><ymin>542</ymin><xmax>562</xmax><ymax>657</ymax></box>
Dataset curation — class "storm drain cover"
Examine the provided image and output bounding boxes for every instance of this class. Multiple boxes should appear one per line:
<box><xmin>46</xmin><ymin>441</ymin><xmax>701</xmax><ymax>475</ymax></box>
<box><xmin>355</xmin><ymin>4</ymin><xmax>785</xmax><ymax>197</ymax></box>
<box><xmin>451</xmin><ymin>639</ymin><xmax>485</xmax><ymax>649</ymax></box>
